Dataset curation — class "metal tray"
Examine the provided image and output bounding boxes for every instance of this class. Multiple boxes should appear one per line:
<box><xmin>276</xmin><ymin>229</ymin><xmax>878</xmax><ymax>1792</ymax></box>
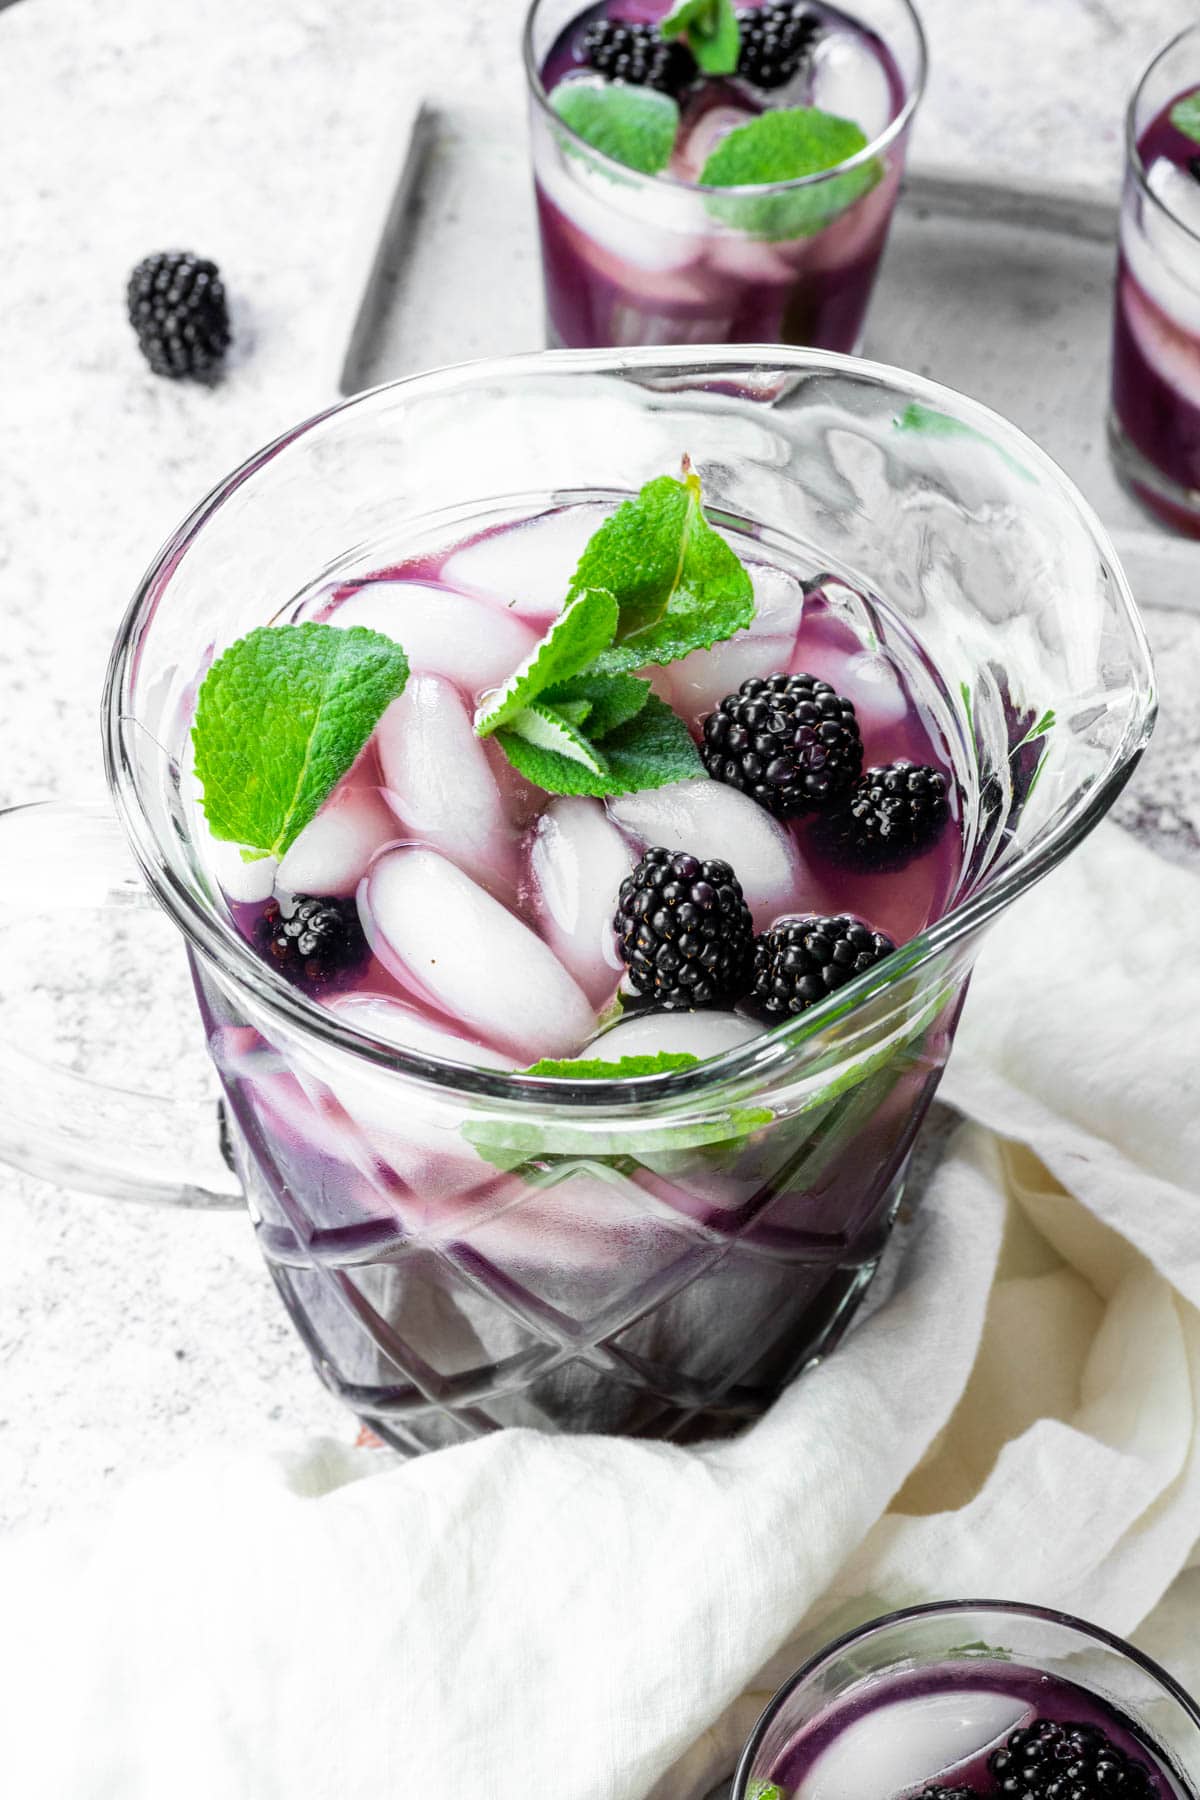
<box><xmin>325</xmin><ymin>108</ymin><xmax>1200</xmax><ymax>615</ymax></box>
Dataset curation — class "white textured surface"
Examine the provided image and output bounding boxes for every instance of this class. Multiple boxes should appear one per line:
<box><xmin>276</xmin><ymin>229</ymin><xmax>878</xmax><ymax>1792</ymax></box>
<box><xmin>1</xmin><ymin>0</ymin><xmax>1199</xmax><ymax>1532</ymax></box>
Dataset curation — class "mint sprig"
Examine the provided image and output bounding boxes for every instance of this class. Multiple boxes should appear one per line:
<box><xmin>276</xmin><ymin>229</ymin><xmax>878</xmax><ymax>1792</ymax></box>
<box><xmin>748</xmin><ymin>1785</ymin><xmax>787</xmax><ymax>1800</ymax></box>
<box><xmin>475</xmin><ymin>464</ymin><xmax>753</xmax><ymax>799</ymax></box>
<box><xmin>525</xmin><ymin>1052</ymin><xmax>700</xmax><ymax>1079</ymax></box>
<box><xmin>700</xmin><ymin>107</ymin><xmax>880</xmax><ymax>240</ymax></box>
<box><xmin>1171</xmin><ymin>90</ymin><xmax>1200</xmax><ymax>145</ymax></box>
<box><xmin>192</xmin><ymin>622</ymin><xmax>409</xmax><ymax>859</ymax></box>
<box><xmin>550</xmin><ymin>80</ymin><xmax>679</xmax><ymax>175</ymax></box>
<box><xmin>572</xmin><ymin>468</ymin><xmax>754</xmax><ymax>673</ymax></box>
<box><xmin>660</xmin><ymin>0</ymin><xmax>740</xmax><ymax>76</ymax></box>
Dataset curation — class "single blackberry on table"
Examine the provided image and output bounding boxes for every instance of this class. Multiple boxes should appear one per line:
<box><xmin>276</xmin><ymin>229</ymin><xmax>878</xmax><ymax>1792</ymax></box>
<box><xmin>580</xmin><ymin>20</ymin><xmax>697</xmax><ymax>97</ymax></box>
<box><xmin>736</xmin><ymin>1</ymin><xmax>821</xmax><ymax>89</ymax></box>
<box><xmin>750</xmin><ymin>913</ymin><xmax>896</xmax><ymax>1017</ymax></box>
<box><xmin>701</xmin><ymin>672</ymin><xmax>863</xmax><ymax>817</ymax></box>
<box><xmin>614</xmin><ymin>847</ymin><xmax>754</xmax><ymax>1009</ymax></box>
<box><xmin>126</xmin><ymin>250</ymin><xmax>231</xmax><ymax>379</ymax></box>
<box><xmin>254</xmin><ymin>894</ymin><xmax>367</xmax><ymax>992</ymax></box>
<box><xmin>823</xmin><ymin>759</ymin><xmax>950</xmax><ymax>867</ymax></box>
<box><xmin>990</xmin><ymin>1719</ymin><xmax>1156</xmax><ymax>1800</ymax></box>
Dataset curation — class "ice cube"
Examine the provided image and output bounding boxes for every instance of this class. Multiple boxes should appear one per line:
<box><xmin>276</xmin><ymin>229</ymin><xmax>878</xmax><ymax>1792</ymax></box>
<box><xmin>539</xmin><ymin>139</ymin><xmax>711</xmax><ymax>297</ymax></box>
<box><xmin>809</xmin><ymin>29</ymin><xmax>893</xmax><ymax>140</ymax></box>
<box><xmin>202</xmin><ymin>832</ymin><xmax>278</xmax><ymax>905</ymax></box>
<box><xmin>797</xmin><ymin>1690</ymin><xmax>1031</xmax><ymax>1800</ymax></box>
<box><xmin>276</xmin><ymin>784</ymin><xmax>398</xmax><ymax>898</ymax></box>
<box><xmin>330</xmin><ymin>583</ymin><xmax>536</xmax><ymax>699</ymax></box>
<box><xmin>1120</xmin><ymin>269</ymin><xmax>1200</xmax><ymax>412</ymax></box>
<box><xmin>376</xmin><ymin>674</ymin><xmax>517</xmax><ymax>895</ymax></box>
<box><xmin>608</xmin><ymin>780</ymin><xmax>811</xmax><ymax>929</ymax></box>
<box><xmin>442</xmin><ymin>509</ymin><xmax>607</xmax><ymax>625</ymax></box>
<box><xmin>528</xmin><ymin>797</ymin><xmax>635</xmax><ymax>1005</ymax></box>
<box><xmin>592</xmin><ymin>1008</ymin><xmax>760</xmax><ymax>1061</ymax></box>
<box><xmin>362</xmin><ymin>847</ymin><xmax>595</xmax><ymax>1061</ymax></box>
<box><xmin>327</xmin><ymin>992</ymin><xmax>514</xmax><ymax>1071</ymax></box>
<box><xmin>1125</xmin><ymin>163</ymin><xmax>1200</xmax><ymax>341</ymax></box>
<box><xmin>671</xmin><ymin>103</ymin><xmax>755</xmax><ymax>184</ymax></box>
<box><xmin>660</xmin><ymin>564</ymin><xmax>806</xmax><ymax>724</ymax></box>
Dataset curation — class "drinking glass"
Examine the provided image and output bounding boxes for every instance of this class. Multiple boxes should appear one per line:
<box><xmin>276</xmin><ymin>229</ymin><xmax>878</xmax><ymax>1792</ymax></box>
<box><xmin>0</xmin><ymin>347</ymin><xmax>1154</xmax><ymax>1454</ymax></box>
<box><xmin>524</xmin><ymin>0</ymin><xmax>926</xmax><ymax>351</ymax></box>
<box><xmin>733</xmin><ymin>1601</ymin><xmax>1200</xmax><ymax>1799</ymax></box>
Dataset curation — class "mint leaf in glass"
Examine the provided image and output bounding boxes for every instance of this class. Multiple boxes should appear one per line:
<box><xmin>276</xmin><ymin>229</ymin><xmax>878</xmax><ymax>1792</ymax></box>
<box><xmin>894</xmin><ymin>402</ymin><xmax>1036</xmax><ymax>482</ymax></box>
<box><xmin>550</xmin><ymin>79</ymin><xmax>680</xmax><ymax>175</ymax></box>
<box><xmin>475</xmin><ymin>586</ymin><xmax>619</xmax><ymax>736</ymax></box>
<box><xmin>660</xmin><ymin>0</ymin><xmax>740</xmax><ymax>76</ymax></box>
<box><xmin>525</xmin><ymin>1052</ymin><xmax>701</xmax><ymax>1078</ymax></box>
<box><xmin>543</xmin><ymin>670</ymin><xmax>652</xmax><ymax>738</ymax></box>
<box><xmin>1171</xmin><ymin>90</ymin><xmax>1200</xmax><ymax>144</ymax></box>
<box><xmin>748</xmin><ymin>1785</ymin><xmax>787</xmax><ymax>1800</ymax></box>
<box><xmin>501</xmin><ymin>701</ymin><xmax>609</xmax><ymax>775</ymax></box>
<box><xmin>192</xmin><ymin>622</ymin><xmax>409</xmax><ymax>860</ymax></box>
<box><xmin>700</xmin><ymin>107</ymin><xmax>880</xmax><ymax>240</ymax></box>
<box><xmin>496</xmin><ymin>692</ymin><xmax>702</xmax><ymax>797</ymax></box>
<box><xmin>573</xmin><ymin>468</ymin><xmax>754</xmax><ymax>673</ymax></box>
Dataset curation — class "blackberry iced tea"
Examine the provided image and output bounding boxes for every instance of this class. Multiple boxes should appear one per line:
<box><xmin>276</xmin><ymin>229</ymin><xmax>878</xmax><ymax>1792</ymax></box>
<box><xmin>189</xmin><ymin>474</ymin><xmax>966</xmax><ymax>1452</ymax></box>
<box><xmin>525</xmin><ymin>0</ymin><xmax>924</xmax><ymax>350</ymax></box>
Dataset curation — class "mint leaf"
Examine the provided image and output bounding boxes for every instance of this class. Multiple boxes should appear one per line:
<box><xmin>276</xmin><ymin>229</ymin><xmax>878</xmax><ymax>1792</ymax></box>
<box><xmin>572</xmin><ymin>470</ymin><xmax>754</xmax><ymax>673</ymax></box>
<box><xmin>894</xmin><ymin>402</ymin><xmax>1036</xmax><ymax>482</ymax></box>
<box><xmin>525</xmin><ymin>1052</ymin><xmax>700</xmax><ymax>1079</ymax></box>
<box><xmin>660</xmin><ymin>0</ymin><xmax>739</xmax><ymax>75</ymax></box>
<box><xmin>475</xmin><ymin>587</ymin><xmax>618</xmax><ymax>736</ymax></box>
<box><xmin>463</xmin><ymin>1092</ymin><xmax>772</xmax><ymax>1172</ymax></box>
<box><xmin>192</xmin><ymin>622</ymin><xmax>409</xmax><ymax>859</ymax></box>
<box><xmin>700</xmin><ymin>107</ymin><xmax>880</xmax><ymax>240</ymax></box>
<box><xmin>748</xmin><ymin>1785</ymin><xmax>787</xmax><ymax>1800</ymax></box>
<box><xmin>543</xmin><ymin>670</ymin><xmax>651</xmax><ymax>738</ymax></box>
<box><xmin>1171</xmin><ymin>90</ymin><xmax>1200</xmax><ymax>144</ymax></box>
<box><xmin>503</xmin><ymin>701</ymin><xmax>608</xmax><ymax>774</ymax></box>
<box><xmin>495</xmin><ymin>692</ymin><xmax>702</xmax><ymax>797</ymax></box>
<box><xmin>550</xmin><ymin>79</ymin><xmax>679</xmax><ymax>175</ymax></box>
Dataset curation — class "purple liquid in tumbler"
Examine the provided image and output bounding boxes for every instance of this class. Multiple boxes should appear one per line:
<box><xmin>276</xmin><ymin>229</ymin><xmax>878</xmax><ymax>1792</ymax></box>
<box><xmin>195</xmin><ymin>502</ymin><xmax>965</xmax><ymax>1453</ymax></box>
<box><xmin>1112</xmin><ymin>90</ymin><xmax>1200</xmax><ymax>531</ymax></box>
<box><xmin>531</xmin><ymin>0</ymin><xmax>911</xmax><ymax>351</ymax></box>
<box><xmin>763</xmin><ymin>1660</ymin><xmax>1191</xmax><ymax>1800</ymax></box>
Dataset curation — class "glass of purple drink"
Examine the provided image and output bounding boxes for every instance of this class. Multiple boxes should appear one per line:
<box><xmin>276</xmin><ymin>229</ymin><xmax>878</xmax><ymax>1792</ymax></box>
<box><xmin>1110</xmin><ymin>23</ymin><xmax>1200</xmax><ymax>534</ymax></box>
<box><xmin>732</xmin><ymin>1600</ymin><xmax>1200</xmax><ymax>1800</ymax></box>
<box><xmin>524</xmin><ymin>0</ymin><xmax>925</xmax><ymax>350</ymax></box>
<box><xmin>0</xmin><ymin>348</ymin><xmax>1153</xmax><ymax>1453</ymax></box>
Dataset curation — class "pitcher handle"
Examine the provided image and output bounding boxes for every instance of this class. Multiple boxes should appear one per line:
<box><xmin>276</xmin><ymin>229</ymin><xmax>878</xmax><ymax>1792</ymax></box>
<box><xmin>0</xmin><ymin>800</ymin><xmax>243</xmax><ymax>1209</ymax></box>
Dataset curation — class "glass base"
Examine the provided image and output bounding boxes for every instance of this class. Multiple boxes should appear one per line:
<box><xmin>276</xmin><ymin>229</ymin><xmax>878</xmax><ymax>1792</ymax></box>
<box><xmin>1107</xmin><ymin>409</ymin><xmax>1200</xmax><ymax>536</ymax></box>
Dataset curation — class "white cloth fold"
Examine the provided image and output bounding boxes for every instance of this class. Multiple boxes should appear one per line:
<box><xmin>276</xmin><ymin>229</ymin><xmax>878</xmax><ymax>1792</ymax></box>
<box><xmin>2</xmin><ymin>823</ymin><xmax>1197</xmax><ymax>1800</ymax></box>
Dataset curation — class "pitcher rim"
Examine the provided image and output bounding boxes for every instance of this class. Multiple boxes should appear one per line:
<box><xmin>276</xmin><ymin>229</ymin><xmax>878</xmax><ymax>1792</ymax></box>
<box><xmin>103</xmin><ymin>345</ymin><xmax>1157</xmax><ymax>1111</ymax></box>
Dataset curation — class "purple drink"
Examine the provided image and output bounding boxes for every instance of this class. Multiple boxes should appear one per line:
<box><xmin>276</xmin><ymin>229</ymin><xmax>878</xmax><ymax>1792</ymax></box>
<box><xmin>735</xmin><ymin>1605</ymin><xmax>1200</xmax><ymax>1800</ymax></box>
<box><xmin>760</xmin><ymin>1661</ymin><xmax>1191</xmax><ymax>1800</ymax></box>
<box><xmin>1110</xmin><ymin>29</ymin><xmax>1200</xmax><ymax>532</ymax></box>
<box><xmin>190</xmin><ymin>491</ymin><xmax>963</xmax><ymax>1452</ymax></box>
<box><xmin>524</xmin><ymin>0</ymin><xmax>924</xmax><ymax>352</ymax></box>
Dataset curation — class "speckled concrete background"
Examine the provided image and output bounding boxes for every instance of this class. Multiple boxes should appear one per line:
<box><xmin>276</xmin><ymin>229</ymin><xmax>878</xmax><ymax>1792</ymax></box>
<box><xmin>1</xmin><ymin>0</ymin><xmax>1198</xmax><ymax>1530</ymax></box>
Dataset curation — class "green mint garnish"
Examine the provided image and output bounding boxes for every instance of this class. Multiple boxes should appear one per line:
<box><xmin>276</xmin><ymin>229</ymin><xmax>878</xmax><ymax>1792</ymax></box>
<box><xmin>550</xmin><ymin>79</ymin><xmax>679</xmax><ymax>175</ymax></box>
<box><xmin>749</xmin><ymin>1785</ymin><xmax>787</xmax><ymax>1800</ymax></box>
<box><xmin>660</xmin><ymin>0</ymin><xmax>739</xmax><ymax>76</ymax></box>
<box><xmin>1171</xmin><ymin>90</ymin><xmax>1200</xmax><ymax>144</ymax></box>
<box><xmin>495</xmin><ymin>691</ymin><xmax>703</xmax><ymax>798</ymax></box>
<box><xmin>192</xmin><ymin>622</ymin><xmax>409</xmax><ymax>860</ymax></box>
<box><xmin>524</xmin><ymin>1052</ymin><xmax>700</xmax><ymax>1079</ymax></box>
<box><xmin>894</xmin><ymin>402</ymin><xmax>1036</xmax><ymax>483</ymax></box>
<box><xmin>700</xmin><ymin>107</ymin><xmax>880</xmax><ymax>240</ymax></box>
<box><xmin>475</xmin><ymin>463</ymin><xmax>752</xmax><ymax>799</ymax></box>
<box><xmin>474</xmin><ymin>586</ymin><xmax>620</xmax><ymax>737</ymax></box>
<box><xmin>573</xmin><ymin>468</ymin><xmax>754</xmax><ymax>674</ymax></box>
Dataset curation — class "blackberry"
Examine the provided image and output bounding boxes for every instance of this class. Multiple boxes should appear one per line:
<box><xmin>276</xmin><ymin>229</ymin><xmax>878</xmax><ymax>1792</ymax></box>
<box><xmin>736</xmin><ymin>2</ymin><xmax>821</xmax><ymax>89</ymax></box>
<box><xmin>751</xmin><ymin>913</ymin><xmax>895</xmax><ymax>1017</ymax></box>
<box><xmin>989</xmin><ymin>1719</ymin><xmax>1155</xmax><ymax>1800</ymax></box>
<box><xmin>254</xmin><ymin>894</ymin><xmax>367</xmax><ymax>992</ymax></box>
<box><xmin>614</xmin><ymin>848</ymin><xmax>754</xmax><ymax>1009</ymax></box>
<box><xmin>823</xmin><ymin>760</ymin><xmax>950</xmax><ymax>867</ymax></box>
<box><xmin>127</xmin><ymin>250</ymin><xmax>231</xmax><ymax>379</ymax></box>
<box><xmin>701</xmin><ymin>672</ymin><xmax>862</xmax><ymax>817</ymax></box>
<box><xmin>580</xmin><ymin>20</ymin><xmax>697</xmax><ymax>97</ymax></box>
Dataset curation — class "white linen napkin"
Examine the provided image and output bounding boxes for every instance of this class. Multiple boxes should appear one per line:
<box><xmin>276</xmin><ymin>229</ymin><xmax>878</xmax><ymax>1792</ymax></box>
<box><xmin>1</xmin><ymin>822</ymin><xmax>1197</xmax><ymax>1800</ymax></box>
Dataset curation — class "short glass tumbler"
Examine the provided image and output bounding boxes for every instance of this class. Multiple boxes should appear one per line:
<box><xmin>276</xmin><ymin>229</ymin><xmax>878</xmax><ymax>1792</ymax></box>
<box><xmin>1110</xmin><ymin>23</ymin><xmax>1200</xmax><ymax>533</ymax></box>
<box><xmin>733</xmin><ymin>1601</ymin><xmax>1200</xmax><ymax>1800</ymax></box>
<box><xmin>524</xmin><ymin>0</ymin><xmax>925</xmax><ymax>352</ymax></box>
<box><xmin>0</xmin><ymin>348</ymin><xmax>1154</xmax><ymax>1455</ymax></box>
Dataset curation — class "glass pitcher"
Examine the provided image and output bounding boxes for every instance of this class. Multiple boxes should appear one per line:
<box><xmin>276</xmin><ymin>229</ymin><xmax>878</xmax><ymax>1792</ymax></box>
<box><xmin>0</xmin><ymin>348</ymin><xmax>1155</xmax><ymax>1455</ymax></box>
